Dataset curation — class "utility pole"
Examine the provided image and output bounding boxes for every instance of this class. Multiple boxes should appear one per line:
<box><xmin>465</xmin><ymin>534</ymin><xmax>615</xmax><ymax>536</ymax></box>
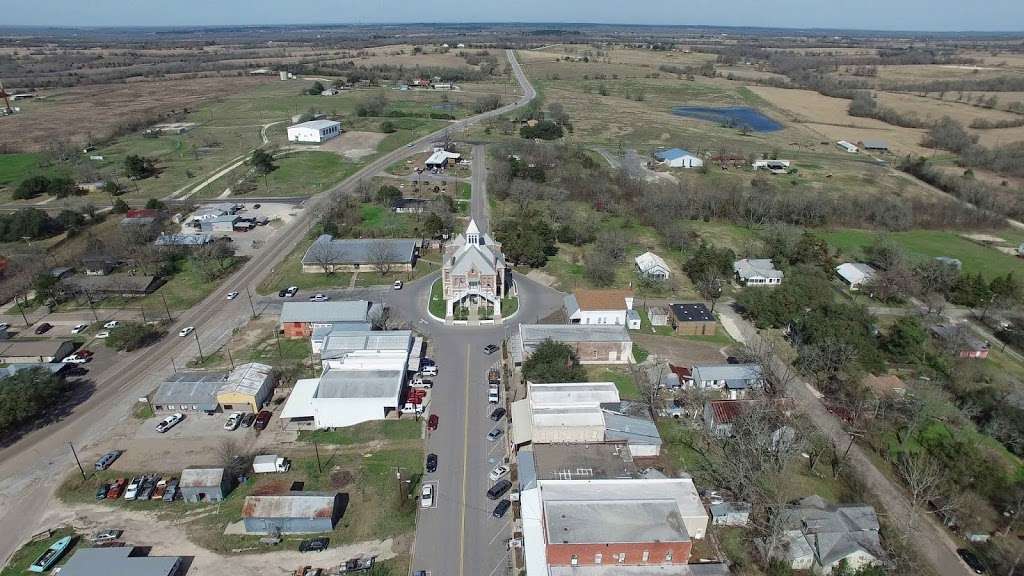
<box><xmin>245</xmin><ymin>287</ymin><xmax>258</xmax><ymax>319</ymax></box>
<box><xmin>160</xmin><ymin>294</ymin><xmax>172</xmax><ymax>322</ymax></box>
<box><xmin>15</xmin><ymin>293</ymin><xmax>30</xmax><ymax>327</ymax></box>
<box><xmin>193</xmin><ymin>329</ymin><xmax>204</xmax><ymax>364</ymax></box>
<box><xmin>313</xmin><ymin>441</ymin><xmax>322</xmax><ymax>473</ymax></box>
<box><xmin>67</xmin><ymin>441</ymin><xmax>86</xmax><ymax>481</ymax></box>
<box><xmin>226</xmin><ymin>342</ymin><xmax>235</xmax><ymax>370</ymax></box>
<box><xmin>86</xmin><ymin>293</ymin><xmax>99</xmax><ymax>322</ymax></box>
<box><xmin>140</xmin><ymin>305</ymin><xmax>147</xmax><ymax>323</ymax></box>
<box><xmin>274</xmin><ymin>329</ymin><xmax>284</xmax><ymax>360</ymax></box>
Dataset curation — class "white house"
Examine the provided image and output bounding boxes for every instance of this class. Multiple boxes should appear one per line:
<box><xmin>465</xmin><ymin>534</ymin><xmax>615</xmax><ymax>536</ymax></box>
<box><xmin>835</xmin><ymin>263</ymin><xmax>876</xmax><ymax>291</ymax></box>
<box><xmin>734</xmin><ymin>258</ymin><xmax>784</xmax><ymax>286</ymax></box>
<box><xmin>425</xmin><ymin>147</ymin><xmax>461</xmax><ymax>169</ymax></box>
<box><xmin>836</xmin><ymin>140</ymin><xmax>859</xmax><ymax>153</ymax></box>
<box><xmin>287</xmin><ymin>120</ymin><xmax>342</xmax><ymax>143</ymax></box>
<box><xmin>564</xmin><ymin>289</ymin><xmax>634</xmax><ymax>326</ymax></box>
<box><xmin>635</xmin><ymin>251</ymin><xmax>671</xmax><ymax>280</ymax></box>
<box><xmin>654</xmin><ymin>147</ymin><xmax>704</xmax><ymax>169</ymax></box>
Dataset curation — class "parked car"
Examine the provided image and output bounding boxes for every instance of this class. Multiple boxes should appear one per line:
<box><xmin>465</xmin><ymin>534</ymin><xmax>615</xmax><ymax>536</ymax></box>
<box><xmin>420</xmin><ymin>365</ymin><xmax>438</xmax><ymax>377</ymax></box>
<box><xmin>410</xmin><ymin>377</ymin><xmax>433</xmax><ymax>389</ymax></box>
<box><xmin>487</xmin><ymin>427</ymin><xmax>504</xmax><ymax>441</ymax></box>
<box><xmin>103</xmin><ymin>320</ymin><xmax>120</xmax><ymax>329</ymax></box>
<box><xmin>151</xmin><ymin>479</ymin><xmax>168</xmax><ymax>500</ymax></box>
<box><xmin>957</xmin><ymin>549</ymin><xmax>986</xmax><ymax>574</ymax></box>
<box><xmin>489</xmin><ymin>408</ymin><xmax>506</xmax><ymax>422</ymax></box>
<box><xmin>137</xmin><ymin>476</ymin><xmax>158</xmax><ymax>500</ymax></box>
<box><xmin>240</xmin><ymin>412</ymin><xmax>256</xmax><ymax>428</ymax></box>
<box><xmin>62</xmin><ymin>353</ymin><xmax>89</xmax><ymax>364</ymax></box>
<box><xmin>34</xmin><ymin>323</ymin><xmax>53</xmax><ymax>335</ymax></box>
<box><xmin>90</xmin><ymin>530</ymin><xmax>123</xmax><ymax>544</ymax></box>
<box><xmin>178</xmin><ymin>326</ymin><xmax>195</xmax><ymax>337</ymax></box>
<box><xmin>226</xmin><ymin>292</ymin><xmax>240</xmax><ymax>300</ymax></box>
<box><xmin>285</xmin><ymin>286</ymin><xmax>299</xmax><ymax>297</ymax></box>
<box><xmin>420</xmin><ymin>484</ymin><xmax>434</xmax><ymax>508</ymax></box>
<box><xmin>309</xmin><ymin>293</ymin><xmax>329</xmax><ymax>302</ymax></box>
<box><xmin>253</xmin><ymin>410</ymin><xmax>272</xmax><ymax>430</ymax></box>
<box><xmin>94</xmin><ymin>450</ymin><xmax>122</xmax><ymax>471</ymax></box>
<box><xmin>71</xmin><ymin>323</ymin><xmax>89</xmax><ymax>334</ymax></box>
<box><xmin>483</xmin><ymin>344</ymin><xmax>499</xmax><ymax>355</ymax></box>
<box><xmin>162</xmin><ymin>478</ymin><xmax>179</xmax><ymax>502</ymax></box>
<box><xmin>299</xmin><ymin>538</ymin><xmax>329</xmax><ymax>553</ymax></box>
<box><xmin>426</xmin><ymin>453</ymin><xmax>438</xmax><ymax>473</ymax></box>
<box><xmin>95</xmin><ymin>330</ymin><xmax>111</xmax><ymax>339</ymax></box>
<box><xmin>492</xmin><ymin>499</ymin><xmax>511</xmax><ymax>518</ymax></box>
<box><xmin>278</xmin><ymin>289</ymin><xmax>288</xmax><ymax>297</ymax></box>
<box><xmin>0</xmin><ymin>322</ymin><xmax>9</xmax><ymax>331</ymax></box>
<box><xmin>489</xmin><ymin>465</ymin><xmax>510</xmax><ymax>481</ymax></box>
<box><xmin>96</xmin><ymin>483</ymin><xmax>110</xmax><ymax>500</ymax></box>
<box><xmin>224</xmin><ymin>412</ymin><xmax>242</xmax><ymax>431</ymax></box>
<box><xmin>155</xmin><ymin>412</ymin><xmax>184</xmax><ymax>433</ymax></box>
<box><xmin>427</xmin><ymin>414</ymin><xmax>439</xmax><ymax>431</ymax></box>
<box><xmin>123</xmin><ymin>477</ymin><xmax>141</xmax><ymax>501</ymax></box>
<box><xmin>106</xmin><ymin>478</ymin><xmax>127</xmax><ymax>499</ymax></box>
<box><xmin>487</xmin><ymin>479</ymin><xmax>512</xmax><ymax>500</ymax></box>
<box><xmin>393</xmin><ymin>280</ymin><xmax>403</xmax><ymax>290</ymax></box>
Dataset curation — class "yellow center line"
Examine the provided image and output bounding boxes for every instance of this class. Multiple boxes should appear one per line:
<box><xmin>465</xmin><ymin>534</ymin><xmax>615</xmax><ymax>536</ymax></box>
<box><xmin>459</xmin><ymin>343</ymin><xmax>471</xmax><ymax>576</ymax></box>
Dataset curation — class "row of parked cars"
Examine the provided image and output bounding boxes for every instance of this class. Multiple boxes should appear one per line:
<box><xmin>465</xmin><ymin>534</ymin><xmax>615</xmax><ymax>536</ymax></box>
<box><xmin>224</xmin><ymin>410</ymin><xmax>272</xmax><ymax>430</ymax></box>
<box><xmin>97</xmin><ymin>475</ymin><xmax>179</xmax><ymax>502</ymax></box>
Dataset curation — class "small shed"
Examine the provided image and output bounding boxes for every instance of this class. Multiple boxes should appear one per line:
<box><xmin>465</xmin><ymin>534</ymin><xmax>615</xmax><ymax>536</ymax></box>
<box><xmin>711</xmin><ymin>501</ymin><xmax>751</xmax><ymax>526</ymax></box>
<box><xmin>242</xmin><ymin>492</ymin><xmax>344</xmax><ymax>534</ymax></box>
<box><xmin>861</xmin><ymin>139</ymin><xmax>890</xmax><ymax>152</ymax></box>
<box><xmin>648</xmin><ymin>306</ymin><xmax>670</xmax><ymax>327</ymax></box>
<box><xmin>179</xmin><ymin>468</ymin><xmax>233</xmax><ymax>502</ymax></box>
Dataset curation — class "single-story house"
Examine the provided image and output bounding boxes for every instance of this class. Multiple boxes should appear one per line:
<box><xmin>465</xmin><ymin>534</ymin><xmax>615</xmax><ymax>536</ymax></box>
<box><xmin>179</xmin><ymin>467</ymin><xmax>233</xmax><ymax>502</ymax></box>
<box><xmin>151</xmin><ymin>371</ymin><xmax>227</xmax><ymax>412</ymax></box>
<box><xmin>654</xmin><ymin>147</ymin><xmax>704</xmax><ymax>169</ymax></box>
<box><xmin>836</xmin><ymin>140</ymin><xmax>859</xmax><ymax>153</ymax></box>
<box><xmin>564</xmin><ymin>289</ymin><xmax>635</xmax><ymax>327</ymax></box>
<box><xmin>280</xmin><ymin>300</ymin><xmax>377</xmax><ymax>339</ymax></box>
<box><xmin>81</xmin><ymin>255</ymin><xmax>117</xmax><ymax>276</ymax></box>
<box><xmin>835</xmin><ymin>263</ymin><xmax>876</xmax><ymax>291</ymax></box>
<box><xmin>772</xmin><ymin>495</ymin><xmax>885</xmax><ymax>575</ymax></box>
<box><xmin>57</xmin><ymin>547</ymin><xmax>183</xmax><ymax>576</ymax></box>
<box><xmin>49</xmin><ymin>267</ymin><xmax>74</xmax><ymax>279</ymax></box>
<box><xmin>734</xmin><ymin>258</ymin><xmax>783</xmax><ymax>286</ymax></box>
<box><xmin>635</xmin><ymin>251</ymin><xmax>671</xmax><ymax>280</ymax></box>
<box><xmin>692</xmin><ymin>364</ymin><xmax>762</xmax><ymax>398</ymax></box>
<box><xmin>242</xmin><ymin>492</ymin><xmax>344</xmax><ymax>534</ymax></box>
<box><xmin>711</xmin><ymin>502</ymin><xmax>752</xmax><ymax>526</ymax></box>
<box><xmin>216</xmin><ymin>362</ymin><xmax>275</xmax><ymax>412</ymax></box>
<box><xmin>154</xmin><ymin>233</ymin><xmax>214</xmax><ymax>247</ymax></box>
<box><xmin>0</xmin><ymin>340</ymin><xmax>76</xmax><ymax>364</ymax></box>
<box><xmin>287</xmin><ymin>119</ymin><xmax>341</xmax><ymax>143</ymax></box>
<box><xmin>930</xmin><ymin>323</ymin><xmax>989</xmax><ymax>359</ymax></box>
<box><xmin>393</xmin><ymin>197</ymin><xmax>429</xmax><ymax>214</ymax></box>
<box><xmin>861</xmin><ymin>139</ymin><xmax>889</xmax><ymax>152</ymax></box>
<box><xmin>425</xmin><ymin>147</ymin><xmax>462</xmax><ymax>169</ymax></box>
<box><xmin>300</xmin><ymin>235</ymin><xmax>419</xmax><ymax>273</ymax></box>
<box><xmin>648</xmin><ymin>306</ymin><xmax>670</xmax><ymax>327</ymax></box>
<box><xmin>65</xmin><ymin>274</ymin><xmax>163</xmax><ymax>298</ymax></box>
<box><xmin>516</xmin><ymin>324</ymin><xmax>633</xmax><ymax>365</ymax></box>
<box><xmin>669</xmin><ymin>303</ymin><xmax>717</xmax><ymax>336</ymax></box>
<box><xmin>189</xmin><ymin>203</ymin><xmax>236</xmax><ymax>224</ymax></box>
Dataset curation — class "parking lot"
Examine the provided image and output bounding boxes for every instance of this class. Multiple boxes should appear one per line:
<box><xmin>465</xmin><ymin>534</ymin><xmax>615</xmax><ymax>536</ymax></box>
<box><xmin>180</xmin><ymin>202</ymin><xmax>301</xmax><ymax>257</ymax></box>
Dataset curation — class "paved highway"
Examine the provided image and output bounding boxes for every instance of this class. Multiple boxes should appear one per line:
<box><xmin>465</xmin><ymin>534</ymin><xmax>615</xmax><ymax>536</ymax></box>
<box><xmin>0</xmin><ymin>49</ymin><xmax>536</xmax><ymax>567</ymax></box>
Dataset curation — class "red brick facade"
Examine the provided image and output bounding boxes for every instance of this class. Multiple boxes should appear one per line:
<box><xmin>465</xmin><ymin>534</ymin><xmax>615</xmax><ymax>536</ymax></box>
<box><xmin>282</xmin><ymin>322</ymin><xmax>312</xmax><ymax>339</ymax></box>
<box><xmin>546</xmin><ymin>541</ymin><xmax>692</xmax><ymax>567</ymax></box>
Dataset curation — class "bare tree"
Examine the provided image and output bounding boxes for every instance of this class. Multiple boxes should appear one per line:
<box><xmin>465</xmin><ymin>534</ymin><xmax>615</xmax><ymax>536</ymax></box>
<box><xmin>216</xmin><ymin>438</ymin><xmax>251</xmax><ymax>479</ymax></box>
<box><xmin>693</xmin><ymin>268</ymin><xmax>724</xmax><ymax>312</ymax></box>
<box><xmin>896</xmin><ymin>452</ymin><xmax>950</xmax><ymax>512</ymax></box>
<box><xmin>369</xmin><ymin>240</ymin><xmax>395</xmax><ymax>275</ymax></box>
<box><xmin>307</xmin><ymin>239</ymin><xmax>339</xmax><ymax>275</ymax></box>
<box><xmin>738</xmin><ymin>338</ymin><xmax>796</xmax><ymax>396</ymax></box>
<box><xmin>369</xmin><ymin>304</ymin><xmax>392</xmax><ymax>331</ymax></box>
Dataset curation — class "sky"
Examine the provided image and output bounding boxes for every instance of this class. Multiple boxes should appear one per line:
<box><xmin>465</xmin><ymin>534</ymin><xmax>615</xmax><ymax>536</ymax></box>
<box><xmin>5</xmin><ymin>0</ymin><xmax>1024</xmax><ymax>32</ymax></box>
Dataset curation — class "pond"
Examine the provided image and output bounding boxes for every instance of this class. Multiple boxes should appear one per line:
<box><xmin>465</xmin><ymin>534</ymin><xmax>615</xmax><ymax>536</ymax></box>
<box><xmin>671</xmin><ymin>106</ymin><xmax>783</xmax><ymax>132</ymax></box>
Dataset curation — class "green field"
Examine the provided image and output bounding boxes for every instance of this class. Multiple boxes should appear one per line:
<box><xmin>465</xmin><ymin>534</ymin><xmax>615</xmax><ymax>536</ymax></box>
<box><xmin>588</xmin><ymin>366</ymin><xmax>639</xmax><ymax>400</ymax></box>
<box><xmin>0</xmin><ymin>152</ymin><xmax>47</xmax><ymax>186</ymax></box>
<box><xmin>823</xmin><ymin>228</ymin><xmax>1024</xmax><ymax>279</ymax></box>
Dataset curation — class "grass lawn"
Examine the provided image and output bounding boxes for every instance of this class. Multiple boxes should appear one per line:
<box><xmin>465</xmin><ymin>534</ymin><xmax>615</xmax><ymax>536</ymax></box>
<box><xmin>0</xmin><ymin>152</ymin><xmax>51</xmax><ymax>187</ymax></box>
<box><xmin>633</xmin><ymin>343</ymin><xmax>650</xmax><ymax>363</ymax></box>
<box><xmin>354</xmin><ymin>260</ymin><xmax>439</xmax><ymax>288</ymax></box>
<box><xmin>257</xmin><ymin>235</ymin><xmax>353</xmax><ymax>295</ymax></box>
<box><xmin>501</xmin><ymin>295</ymin><xmax>519</xmax><ymax>317</ymax></box>
<box><xmin>457</xmin><ymin>181</ymin><xmax>471</xmax><ymax>200</ymax></box>
<box><xmin>0</xmin><ymin>527</ymin><xmax>84</xmax><ymax>576</ymax></box>
<box><xmin>823</xmin><ymin>228</ymin><xmax>1024</xmax><ymax>280</ymax></box>
<box><xmin>299</xmin><ymin>420</ymin><xmax>421</xmax><ymax>445</ymax></box>
<box><xmin>588</xmin><ymin>366</ymin><xmax>639</xmax><ymax>400</ymax></box>
<box><xmin>636</xmin><ymin>307</ymin><xmax>674</xmax><ymax>336</ymax></box>
<box><xmin>138</xmin><ymin>258</ymin><xmax>243</xmax><ymax>312</ymax></box>
<box><xmin>429</xmin><ymin>279</ymin><xmax>445</xmax><ymax>318</ymax></box>
<box><xmin>257</xmin><ymin>151</ymin><xmax>360</xmax><ymax>197</ymax></box>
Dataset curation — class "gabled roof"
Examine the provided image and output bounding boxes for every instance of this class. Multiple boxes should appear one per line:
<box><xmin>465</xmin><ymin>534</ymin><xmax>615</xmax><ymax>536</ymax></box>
<box><xmin>180</xmin><ymin>468</ymin><xmax>224</xmax><ymax>488</ymax></box>
<box><xmin>571</xmin><ymin>289</ymin><xmax>634</xmax><ymax>311</ymax></box>
<box><xmin>635</xmin><ymin>251</ymin><xmax>669</xmax><ymax>273</ymax></box>
<box><xmin>654</xmin><ymin>148</ymin><xmax>694</xmax><ymax>161</ymax></box>
<box><xmin>835</xmin><ymin>262</ymin><xmax>876</xmax><ymax>284</ymax></box>
<box><xmin>280</xmin><ymin>300</ymin><xmax>372</xmax><ymax>324</ymax></box>
<box><xmin>734</xmin><ymin>258</ymin><xmax>783</xmax><ymax>280</ymax></box>
<box><xmin>693</xmin><ymin>364</ymin><xmax>761</xmax><ymax>383</ymax></box>
<box><xmin>520</xmin><ymin>324</ymin><xmax>632</xmax><ymax>344</ymax></box>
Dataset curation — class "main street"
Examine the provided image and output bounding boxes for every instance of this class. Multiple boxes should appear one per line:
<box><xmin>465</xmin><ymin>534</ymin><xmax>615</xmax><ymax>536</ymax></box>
<box><xmin>0</xmin><ymin>49</ymin><xmax>536</xmax><ymax>565</ymax></box>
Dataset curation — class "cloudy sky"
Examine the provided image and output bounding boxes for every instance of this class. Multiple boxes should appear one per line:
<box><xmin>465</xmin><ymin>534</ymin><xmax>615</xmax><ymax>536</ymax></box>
<box><xmin>6</xmin><ymin>0</ymin><xmax>1024</xmax><ymax>31</ymax></box>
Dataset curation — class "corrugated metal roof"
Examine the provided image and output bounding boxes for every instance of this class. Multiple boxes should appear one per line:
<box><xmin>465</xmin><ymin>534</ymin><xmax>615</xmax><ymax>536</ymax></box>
<box><xmin>180</xmin><ymin>468</ymin><xmax>224</xmax><ymax>488</ymax></box>
<box><xmin>533</xmin><ymin>406</ymin><xmax>606</xmax><ymax>428</ymax></box>
<box><xmin>58</xmin><ymin>547</ymin><xmax>180</xmax><ymax>576</ymax></box>
<box><xmin>603</xmin><ymin>411</ymin><xmax>663</xmax><ymax>446</ymax></box>
<box><xmin>520</xmin><ymin>324</ymin><xmax>631</xmax><ymax>344</ymax></box>
<box><xmin>654</xmin><ymin>148</ymin><xmax>692</xmax><ymax>161</ymax></box>
<box><xmin>242</xmin><ymin>492</ymin><xmax>337</xmax><ymax>518</ymax></box>
<box><xmin>734</xmin><ymin>258</ymin><xmax>784</xmax><ymax>280</ymax></box>
<box><xmin>315</xmin><ymin>368</ymin><xmax>404</xmax><ymax>399</ymax></box>
<box><xmin>321</xmin><ymin>330</ymin><xmax>411</xmax><ymax>357</ymax></box>
<box><xmin>300</xmin><ymin>235</ymin><xmax>418</xmax><ymax>266</ymax></box>
<box><xmin>529</xmin><ymin>382</ymin><xmax>620</xmax><ymax>408</ymax></box>
<box><xmin>280</xmin><ymin>301</ymin><xmax>371</xmax><ymax>324</ymax></box>
<box><xmin>290</xmin><ymin>120</ymin><xmax>340</xmax><ymax>131</ymax></box>
<box><xmin>692</xmin><ymin>364</ymin><xmax>761</xmax><ymax>383</ymax></box>
<box><xmin>220</xmin><ymin>363</ymin><xmax>273</xmax><ymax>396</ymax></box>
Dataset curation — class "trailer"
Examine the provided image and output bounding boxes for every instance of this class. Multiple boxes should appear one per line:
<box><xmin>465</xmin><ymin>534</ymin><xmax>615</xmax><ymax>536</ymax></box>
<box><xmin>253</xmin><ymin>455</ymin><xmax>291</xmax><ymax>473</ymax></box>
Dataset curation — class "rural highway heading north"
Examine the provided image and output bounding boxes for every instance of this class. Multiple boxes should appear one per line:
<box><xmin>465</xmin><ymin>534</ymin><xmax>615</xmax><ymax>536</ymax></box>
<box><xmin>0</xmin><ymin>49</ymin><xmax>536</xmax><ymax>566</ymax></box>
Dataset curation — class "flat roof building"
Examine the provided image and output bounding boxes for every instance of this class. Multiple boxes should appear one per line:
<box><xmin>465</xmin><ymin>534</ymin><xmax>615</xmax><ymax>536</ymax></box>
<box><xmin>517</xmin><ymin>324</ymin><xmax>633</xmax><ymax>365</ymax></box>
<box><xmin>280</xmin><ymin>300</ymin><xmax>377</xmax><ymax>339</ymax></box>
<box><xmin>57</xmin><ymin>547</ymin><xmax>182</xmax><ymax>576</ymax></box>
<box><xmin>669</xmin><ymin>303</ymin><xmax>717</xmax><ymax>336</ymax></box>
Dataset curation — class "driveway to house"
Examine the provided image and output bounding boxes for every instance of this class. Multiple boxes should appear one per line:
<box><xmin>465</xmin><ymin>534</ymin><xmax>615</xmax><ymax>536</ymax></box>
<box><xmin>0</xmin><ymin>49</ymin><xmax>537</xmax><ymax>569</ymax></box>
<box><xmin>716</xmin><ymin>303</ymin><xmax>975</xmax><ymax>576</ymax></box>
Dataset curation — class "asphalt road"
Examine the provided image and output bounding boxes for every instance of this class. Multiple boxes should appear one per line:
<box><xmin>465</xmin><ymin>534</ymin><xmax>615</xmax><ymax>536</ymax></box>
<box><xmin>470</xmin><ymin>143</ymin><xmax>490</xmax><ymax>232</ymax></box>
<box><xmin>0</xmin><ymin>49</ymin><xmax>537</xmax><ymax>567</ymax></box>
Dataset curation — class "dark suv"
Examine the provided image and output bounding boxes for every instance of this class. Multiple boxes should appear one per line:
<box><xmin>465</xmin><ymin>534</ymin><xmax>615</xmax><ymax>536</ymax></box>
<box><xmin>957</xmin><ymin>549</ymin><xmax>986</xmax><ymax>574</ymax></box>
<box><xmin>487</xmin><ymin>479</ymin><xmax>512</xmax><ymax>500</ymax></box>
<box><xmin>299</xmin><ymin>538</ymin><xmax>329</xmax><ymax>553</ymax></box>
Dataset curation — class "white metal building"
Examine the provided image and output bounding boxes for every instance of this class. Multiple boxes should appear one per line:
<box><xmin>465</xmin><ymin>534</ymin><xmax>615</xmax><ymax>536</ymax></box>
<box><xmin>835</xmin><ymin>262</ymin><xmax>876</xmax><ymax>291</ymax></box>
<box><xmin>287</xmin><ymin>120</ymin><xmax>342</xmax><ymax>143</ymax></box>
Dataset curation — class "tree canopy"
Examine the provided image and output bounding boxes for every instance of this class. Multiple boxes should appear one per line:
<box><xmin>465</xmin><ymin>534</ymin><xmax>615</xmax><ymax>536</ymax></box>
<box><xmin>0</xmin><ymin>368</ymin><xmax>69</xmax><ymax>436</ymax></box>
<box><xmin>492</xmin><ymin>208</ymin><xmax>556</xmax><ymax>267</ymax></box>
<box><xmin>522</xmin><ymin>340</ymin><xmax>587</xmax><ymax>383</ymax></box>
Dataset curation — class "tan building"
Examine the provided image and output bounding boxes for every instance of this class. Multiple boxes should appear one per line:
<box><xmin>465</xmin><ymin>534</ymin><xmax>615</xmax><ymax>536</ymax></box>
<box><xmin>441</xmin><ymin>220</ymin><xmax>508</xmax><ymax>320</ymax></box>
<box><xmin>670</xmin><ymin>303</ymin><xmax>717</xmax><ymax>336</ymax></box>
<box><xmin>216</xmin><ymin>362</ymin><xmax>275</xmax><ymax>412</ymax></box>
